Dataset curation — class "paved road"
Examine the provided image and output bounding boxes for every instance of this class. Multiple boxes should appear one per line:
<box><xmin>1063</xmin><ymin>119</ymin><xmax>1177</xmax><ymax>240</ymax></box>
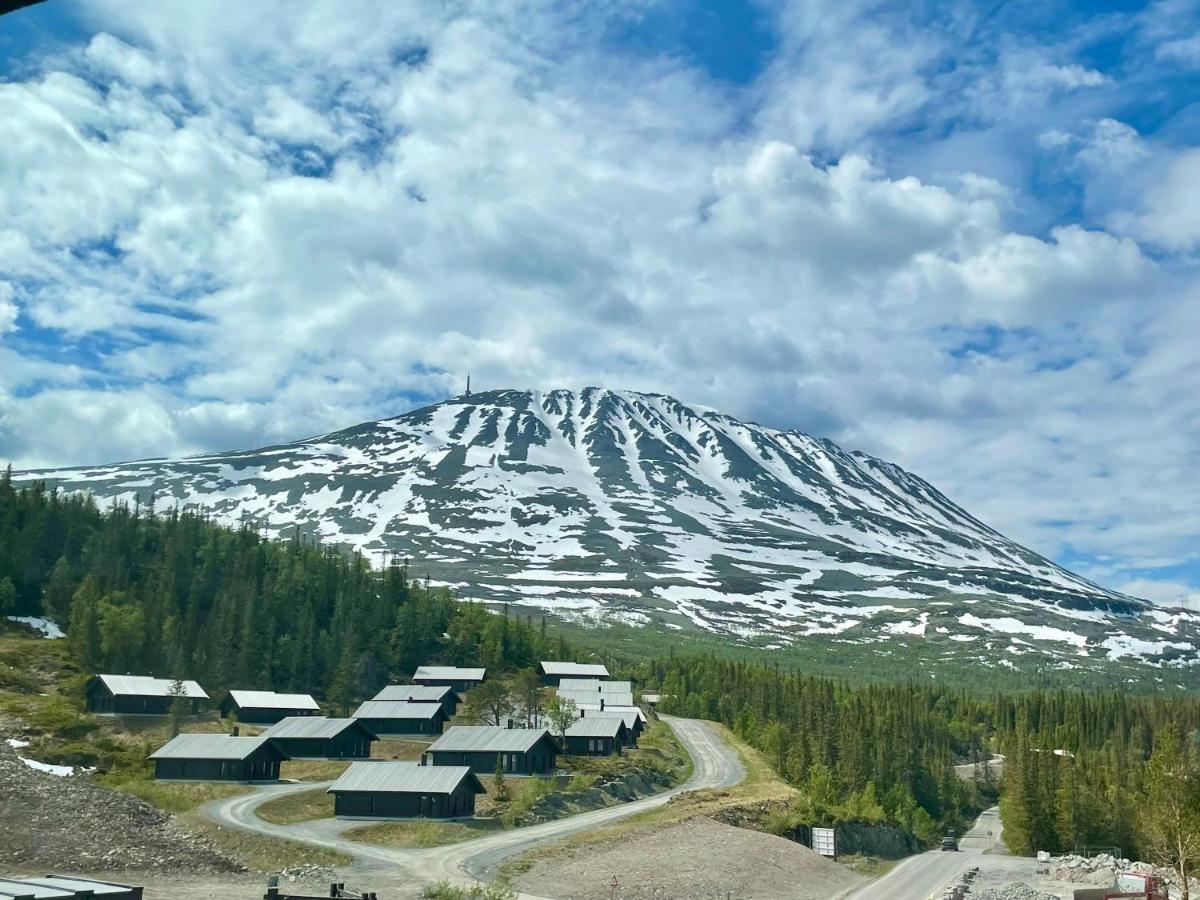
<box><xmin>203</xmin><ymin>714</ymin><xmax>745</xmax><ymax>899</ymax></box>
<box><xmin>843</xmin><ymin>807</ymin><xmax>1018</xmax><ymax>900</ymax></box>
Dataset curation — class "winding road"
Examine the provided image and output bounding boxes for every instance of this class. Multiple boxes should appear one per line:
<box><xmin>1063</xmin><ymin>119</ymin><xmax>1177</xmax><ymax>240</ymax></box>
<box><xmin>842</xmin><ymin>806</ymin><xmax>1034</xmax><ymax>900</ymax></box>
<box><xmin>202</xmin><ymin>715</ymin><xmax>745</xmax><ymax>898</ymax></box>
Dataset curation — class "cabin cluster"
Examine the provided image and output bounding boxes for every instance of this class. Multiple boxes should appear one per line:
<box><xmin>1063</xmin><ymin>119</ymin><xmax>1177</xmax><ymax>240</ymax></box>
<box><xmin>117</xmin><ymin>658</ymin><xmax>643</xmax><ymax>823</ymax></box>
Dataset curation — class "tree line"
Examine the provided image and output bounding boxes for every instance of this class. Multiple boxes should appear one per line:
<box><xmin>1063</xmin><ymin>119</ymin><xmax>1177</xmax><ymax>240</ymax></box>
<box><xmin>644</xmin><ymin>654</ymin><xmax>1200</xmax><ymax>873</ymax></box>
<box><xmin>0</xmin><ymin>474</ymin><xmax>582</xmax><ymax>704</ymax></box>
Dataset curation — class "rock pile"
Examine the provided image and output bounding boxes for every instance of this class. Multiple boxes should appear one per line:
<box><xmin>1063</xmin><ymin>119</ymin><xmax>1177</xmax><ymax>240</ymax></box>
<box><xmin>969</xmin><ymin>886</ymin><xmax>1060</xmax><ymax>900</ymax></box>
<box><xmin>0</xmin><ymin>740</ymin><xmax>238</xmax><ymax>873</ymax></box>
<box><xmin>1050</xmin><ymin>853</ymin><xmax>1128</xmax><ymax>885</ymax></box>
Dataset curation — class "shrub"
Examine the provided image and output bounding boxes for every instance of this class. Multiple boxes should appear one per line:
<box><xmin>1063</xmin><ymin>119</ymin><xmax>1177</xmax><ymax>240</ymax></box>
<box><xmin>422</xmin><ymin>880</ymin><xmax>516</xmax><ymax>900</ymax></box>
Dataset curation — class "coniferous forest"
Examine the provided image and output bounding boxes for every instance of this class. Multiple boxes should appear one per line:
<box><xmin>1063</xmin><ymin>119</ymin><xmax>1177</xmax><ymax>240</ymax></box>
<box><xmin>4</xmin><ymin>473</ymin><xmax>1200</xmax><ymax>864</ymax></box>
<box><xmin>0</xmin><ymin>473</ymin><xmax>573</xmax><ymax>707</ymax></box>
<box><xmin>647</xmin><ymin>656</ymin><xmax>1200</xmax><ymax>858</ymax></box>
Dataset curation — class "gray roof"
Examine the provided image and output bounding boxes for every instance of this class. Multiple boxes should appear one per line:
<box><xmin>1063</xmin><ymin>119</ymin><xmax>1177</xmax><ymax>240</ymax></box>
<box><xmin>0</xmin><ymin>880</ymin><xmax>75</xmax><ymax>899</ymax></box>
<box><xmin>428</xmin><ymin>726</ymin><xmax>555</xmax><ymax>754</ymax></box>
<box><xmin>540</xmin><ymin>661</ymin><xmax>610</xmax><ymax>678</ymax></box>
<box><xmin>94</xmin><ymin>674</ymin><xmax>208</xmax><ymax>699</ymax></box>
<box><xmin>226</xmin><ymin>690</ymin><xmax>320</xmax><ymax>711</ymax></box>
<box><xmin>329</xmin><ymin>760</ymin><xmax>483</xmax><ymax>795</ymax></box>
<box><xmin>149</xmin><ymin>733</ymin><xmax>281</xmax><ymax>761</ymax></box>
<box><xmin>372</xmin><ymin>684</ymin><xmax>458</xmax><ymax>703</ymax></box>
<box><xmin>559</xmin><ymin>689</ymin><xmax>634</xmax><ymax>707</ymax></box>
<box><xmin>413</xmin><ymin>665</ymin><xmax>486</xmax><ymax>682</ymax></box>
<box><xmin>566</xmin><ymin>717</ymin><xmax>627</xmax><ymax>738</ymax></box>
<box><xmin>17</xmin><ymin>878</ymin><xmax>131</xmax><ymax>897</ymax></box>
<box><xmin>579</xmin><ymin>706</ymin><xmax>647</xmax><ymax>726</ymax></box>
<box><xmin>352</xmin><ymin>700</ymin><xmax>445</xmax><ymax>720</ymax></box>
<box><xmin>262</xmin><ymin>717</ymin><xmax>373</xmax><ymax>740</ymax></box>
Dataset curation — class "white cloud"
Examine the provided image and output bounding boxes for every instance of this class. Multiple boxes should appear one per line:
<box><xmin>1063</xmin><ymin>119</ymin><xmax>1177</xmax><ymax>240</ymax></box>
<box><xmin>1116</xmin><ymin>579</ymin><xmax>1200</xmax><ymax>608</ymax></box>
<box><xmin>1114</xmin><ymin>149</ymin><xmax>1200</xmax><ymax>251</ymax></box>
<box><xmin>0</xmin><ymin>0</ymin><xmax>1196</xmax><ymax>599</ymax></box>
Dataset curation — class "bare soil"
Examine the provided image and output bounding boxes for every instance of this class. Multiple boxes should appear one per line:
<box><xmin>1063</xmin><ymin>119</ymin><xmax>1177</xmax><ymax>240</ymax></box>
<box><xmin>514</xmin><ymin>816</ymin><xmax>865</xmax><ymax>900</ymax></box>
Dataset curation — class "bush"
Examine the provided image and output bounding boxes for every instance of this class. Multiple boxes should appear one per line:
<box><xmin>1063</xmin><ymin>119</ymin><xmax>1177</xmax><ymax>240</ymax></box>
<box><xmin>24</xmin><ymin>695</ymin><xmax>97</xmax><ymax>740</ymax></box>
<box><xmin>422</xmin><ymin>880</ymin><xmax>516</xmax><ymax>900</ymax></box>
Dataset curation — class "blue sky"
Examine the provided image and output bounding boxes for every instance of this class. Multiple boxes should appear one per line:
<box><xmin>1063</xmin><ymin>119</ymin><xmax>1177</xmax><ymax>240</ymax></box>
<box><xmin>0</xmin><ymin>0</ymin><xmax>1198</xmax><ymax>604</ymax></box>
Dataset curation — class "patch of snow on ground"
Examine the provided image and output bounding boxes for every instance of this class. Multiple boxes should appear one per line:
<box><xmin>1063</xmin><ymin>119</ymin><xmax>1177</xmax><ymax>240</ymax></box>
<box><xmin>883</xmin><ymin>612</ymin><xmax>929</xmax><ymax>636</ymax></box>
<box><xmin>6</xmin><ymin>738</ymin><xmax>30</xmax><ymax>749</ymax></box>
<box><xmin>5</xmin><ymin>616</ymin><xmax>64</xmax><ymax>638</ymax></box>
<box><xmin>1102</xmin><ymin>634</ymin><xmax>1194</xmax><ymax>660</ymax></box>
<box><xmin>959</xmin><ymin>613</ymin><xmax>1087</xmax><ymax>649</ymax></box>
<box><xmin>19</xmin><ymin>756</ymin><xmax>77</xmax><ymax>776</ymax></box>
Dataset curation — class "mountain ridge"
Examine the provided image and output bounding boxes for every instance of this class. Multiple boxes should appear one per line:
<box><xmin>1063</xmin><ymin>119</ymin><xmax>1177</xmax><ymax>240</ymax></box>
<box><xmin>15</xmin><ymin>387</ymin><xmax>1198</xmax><ymax>677</ymax></box>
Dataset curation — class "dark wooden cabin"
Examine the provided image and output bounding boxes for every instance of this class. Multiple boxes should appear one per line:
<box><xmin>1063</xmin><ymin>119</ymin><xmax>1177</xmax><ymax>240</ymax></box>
<box><xmin>328</xmin><ymin>760</ymin><xmax>484</xmax><ymax>819</ymax></box>
<box><xmin>149</xmin><ymin>734</ymin><xmax>288</xmax><ymax>782</ymax></box>
<box><xmin>579</xmin><ymin>707</ymin><xmax>644</xmax><ymax>747</ymax></box>
<box><xmin>85</xmin><ymin>674</ymin><xmax>208</xmax><ymax>716</ymax></box>
<box><xmin>562</xmin><ymin>716</ymin><xmax>628</xmax><ymax>756</ymax></box>
<box><xmin>537</xmin><ymin>661</ymin><xmax>610</xmax><ymax>687</ymax></box>
<box><xmin>410</xmin><ymin>665</ymin><xmax>486</xmax><ymax>693</ymax></box>
<box><xmin>350</xmin><ymin>700</ymin><xmax>448</xmax><ymax>737</ymax></box>
<box><xmin>218</xmin><ymin>690</ymin><xmax>320</xmax><ymax>725</ymax></box>
<box><xmin>425</xmin><ymin>726</ymin><xmax>558</xmax><ymax>775</ymax></box>
<box><xmin>371</xmin><ymin>684</ymin><xmax>461</xmax><ymax>718</ymax></box>
<box><xmin>260</xmin><ymin>716</ymin><xmax>376</xmax><ymax>759</ymax></box>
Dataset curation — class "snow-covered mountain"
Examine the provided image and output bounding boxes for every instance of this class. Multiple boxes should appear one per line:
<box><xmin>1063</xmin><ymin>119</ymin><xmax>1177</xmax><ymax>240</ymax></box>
<box><xmin>17</xmin><ymin>388</ymin><xmax>1200</xmax><ymax>674</ymax></box>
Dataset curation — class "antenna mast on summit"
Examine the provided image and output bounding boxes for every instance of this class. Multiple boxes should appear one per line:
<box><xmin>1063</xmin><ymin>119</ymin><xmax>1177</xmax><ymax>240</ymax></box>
<box><xmin>465</xmin><ymin>373</ymin><xmax>471</xmax><ymax>398</ymax></box>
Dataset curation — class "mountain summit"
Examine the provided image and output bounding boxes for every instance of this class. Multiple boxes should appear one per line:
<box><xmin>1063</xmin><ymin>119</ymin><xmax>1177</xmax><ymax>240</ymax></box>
<box><xmin>19</xmin><ymin>388</ymin><xmax>1199</xmax><ymax>673</ymax></box>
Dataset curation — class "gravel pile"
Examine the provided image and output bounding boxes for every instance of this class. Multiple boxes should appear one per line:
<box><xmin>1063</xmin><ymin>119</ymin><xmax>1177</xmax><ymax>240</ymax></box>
<box><xmin>0</xmin><ymin>740</ymin><xmax>239</xmax><ymax>873</ymax></box>
<box><xmin>515</xmin><ymin>817</ymin><xmax>864</xmax><ymax>900</ymax></box>
<box><xmin>1050</xmin><ymin>853</ymin><xmax>1128</xmax><ymax>885</ymax></box>
<box><xmin>970</xmin><ymin>886</ymin><xmax>1061</xmax><ymax>900</ymax></box>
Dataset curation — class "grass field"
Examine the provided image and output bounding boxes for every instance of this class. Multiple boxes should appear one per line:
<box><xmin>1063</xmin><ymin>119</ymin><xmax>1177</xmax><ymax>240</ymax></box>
<box><xmin>256</xmin><ymin>786</ymin><xmax>335</xmax><ymax>824</ymax></box>
<box><xmin>346</xmin><ymin>818</ymin><xmax>501</xmax><ymax>848</ymax></box>
<box><xmin>280</xmin><ymin>758</ymin><xmax>352</xmax><ymax>781</ymax></box>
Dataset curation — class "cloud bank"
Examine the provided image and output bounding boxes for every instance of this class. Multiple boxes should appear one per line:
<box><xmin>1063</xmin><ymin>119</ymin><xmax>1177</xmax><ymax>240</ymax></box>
<box><xmin>1</xmin><ymin>0</ymin><xmax>1197</xmax><ymax>602</ymax></box>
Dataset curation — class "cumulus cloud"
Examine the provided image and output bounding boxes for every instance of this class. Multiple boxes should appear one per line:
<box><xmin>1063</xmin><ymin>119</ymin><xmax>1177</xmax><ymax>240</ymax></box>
<box><xmin>0</xmin><ymin>0</ymin><xmax>1196</xmax><ymax>603</ymax></box>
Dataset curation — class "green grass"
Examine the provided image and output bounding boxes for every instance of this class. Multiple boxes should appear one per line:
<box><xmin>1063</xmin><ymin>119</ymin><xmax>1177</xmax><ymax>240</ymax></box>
<box><xmin>421</xmin><ymin>881</ymin><xmax>515</xmax><ymax>900</ymax></box>
<box><xmin>347</xmin><ymin>818</ymin><xmax>500</xmax><ymax>848</ymax></box>
<box><xmin>183</xmin><ymin>812</ymin><xmax>352</xmax><ymax>870</ymax></box>
<box><xmin>256</xmin><ymin>787</ymin><xmax>334</xmax><ymax>824</ymax></box>
<box><xmin>102</xmin><ymin>776</ymin><xmax>253</xmax><ymax>813</ymax></box>
<box><xmin>279</xmin><ymin>758</ymin><xmax>351</xmax><ymax>782</ymax></box>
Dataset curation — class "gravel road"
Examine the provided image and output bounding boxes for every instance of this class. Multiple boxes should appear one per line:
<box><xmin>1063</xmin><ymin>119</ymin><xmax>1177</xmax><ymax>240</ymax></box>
<box><xmin>201</xmin><ymin>715</ymin><xmax>745</xmax><ymax>899</ymax></box>
<box><xmin>842</xmin><ymin>807</ymin><xmax>1039</xmax><ymax>900</ymax></box>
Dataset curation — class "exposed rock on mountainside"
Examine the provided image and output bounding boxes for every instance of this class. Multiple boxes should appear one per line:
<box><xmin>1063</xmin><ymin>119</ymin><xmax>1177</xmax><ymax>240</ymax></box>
<box><xmin>18</xmin><ymin>388</ymin><xmax>1200</xmax><ymax>672</ymax></box>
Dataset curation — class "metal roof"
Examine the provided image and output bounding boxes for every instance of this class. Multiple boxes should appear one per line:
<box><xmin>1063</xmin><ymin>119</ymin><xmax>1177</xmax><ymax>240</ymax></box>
<box><xmin>149</xmin><ymin>733</ymin><xmax>281</xmax><ymax>761</ymax></box>
<box><xmin>413</xmin><ymin>665</ymin><xmax>486</xmax><ymax>681</ymax></box>
<box><xmin>565</xmin><ymin>717</ymin><xmax>626</xmax><ymax>738</ymax></box>
<box><xmin>539</xmin><ymin>661</ymin><xmax>610</xmax><ymax>678</ymax></box>
<box><xmin>579</xmin><ymin>706</ymin><xmax>647</xmax><ymax>726</ymax></box>
<box><xmin>17</xmin><ymin>878</ymin><xmax>131</xmax><ymax>897</ymax></box>
<box><xmin>94</xmin><ymin>674</ymin><xmax>208</xmax><ymax>699</ymax></box>
<box><xmin>0</xmin><ymin>880</ymin><xmax>74</xmax><ymax>899</ymax></box>
<box><xmin>329</xmin><ymin>760</ymin><xmax>483</xmax><ymax>795</ymax></box>
<box><xmin>372</xmin><ymin>684</ymin><xmax>457</xmax><ymax>703</ymax></box>
<box><xmin>559</xmin><ymin>690</ymin><xmax>634</xmax><ymax>707</ymax></box>
<box><xmin>428</xmin><ymin>726</ymin><xmax>555</xmax><ymax>754</ymax></box>
<box><xmin>262</xmin><ymin>717</ymin><xmax>373</xmax><ymax>740</ymax></box>
<box><xmin>352</xmin><ymin>700</ymin><xmax>444</xmax><ymax>720</ymax></box>
<box><xmin>226</xmin><ymin>690</ymin><xmax>320</xmax><ymax>711</ymax></box>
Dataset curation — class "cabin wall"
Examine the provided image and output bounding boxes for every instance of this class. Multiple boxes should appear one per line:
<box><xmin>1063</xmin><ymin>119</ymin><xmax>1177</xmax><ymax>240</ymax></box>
<box><xmin>428</xmin><ymin>747</ymin><xmax>556</xmax><ymax>775</ymax></box>
<box><xmin>333</xmin><ymin>787</ymin><xmax>476</xmax><ymax>819</ymax></box>
<box><xmin>153</xmin><ymin>751</ymin><xmax>281</xmax><ymax>782</ymax></box>
<box><xmin>358</xmin><ymin>717</ymin><xmax>444</xmax><ymax>737</ymax></box>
